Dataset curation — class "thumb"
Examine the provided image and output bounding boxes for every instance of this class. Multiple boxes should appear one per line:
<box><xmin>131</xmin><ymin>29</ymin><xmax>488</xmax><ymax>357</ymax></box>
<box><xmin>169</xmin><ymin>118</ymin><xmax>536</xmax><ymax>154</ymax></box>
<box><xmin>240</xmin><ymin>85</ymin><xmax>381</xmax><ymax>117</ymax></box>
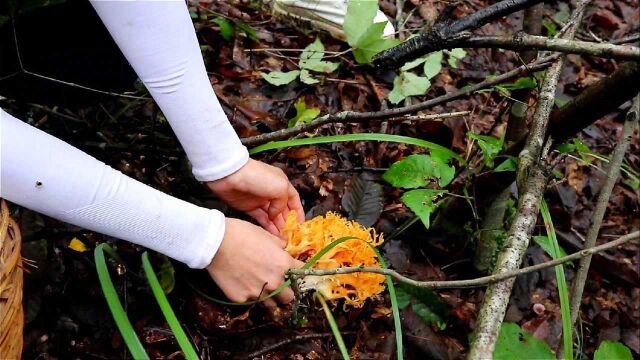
<box><xmin>290</xmin><ymin>258</ymin><xmax>305</xmax><ymax>269</ymax></box>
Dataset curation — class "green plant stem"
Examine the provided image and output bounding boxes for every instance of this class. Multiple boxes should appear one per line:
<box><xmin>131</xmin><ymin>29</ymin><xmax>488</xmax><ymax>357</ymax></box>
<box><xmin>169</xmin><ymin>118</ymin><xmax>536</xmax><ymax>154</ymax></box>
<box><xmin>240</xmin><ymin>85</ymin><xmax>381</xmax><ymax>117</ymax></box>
<box><xmin>315</xmin><ymin>293</ymin><xmax>351</xmax><ymax>360</ymax></box>
<box><xmin>94</xmin><ymin>244</ymin><xmax>149</xmax><ymax>360</ymax></box>
<box><xmin>142</xmin><ymin>252</ymin><xmax>198</xmax><ymax>360</ymax></box>
<box><xmin>540</xmin><ymin>200</ymin><xmax>573</xmax><ymax>360</ymax></box>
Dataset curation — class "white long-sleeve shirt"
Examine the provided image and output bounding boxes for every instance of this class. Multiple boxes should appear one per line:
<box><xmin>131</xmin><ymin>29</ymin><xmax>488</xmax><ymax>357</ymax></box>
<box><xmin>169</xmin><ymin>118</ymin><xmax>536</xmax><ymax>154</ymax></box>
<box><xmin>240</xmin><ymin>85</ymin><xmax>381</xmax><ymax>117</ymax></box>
<box><xmin>0</xmin><ymin>1</ymin><xmax>250</xmax><ymax>268</ymax></box>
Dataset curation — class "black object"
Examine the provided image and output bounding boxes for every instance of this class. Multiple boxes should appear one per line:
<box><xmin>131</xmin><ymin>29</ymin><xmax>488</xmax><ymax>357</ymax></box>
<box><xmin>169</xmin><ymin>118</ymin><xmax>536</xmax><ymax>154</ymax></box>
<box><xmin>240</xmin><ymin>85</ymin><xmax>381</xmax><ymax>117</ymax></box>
<box><xmin>0</xmin><ymin>0</ymin><xmax>137</xmax><ymax>105</ymax></box>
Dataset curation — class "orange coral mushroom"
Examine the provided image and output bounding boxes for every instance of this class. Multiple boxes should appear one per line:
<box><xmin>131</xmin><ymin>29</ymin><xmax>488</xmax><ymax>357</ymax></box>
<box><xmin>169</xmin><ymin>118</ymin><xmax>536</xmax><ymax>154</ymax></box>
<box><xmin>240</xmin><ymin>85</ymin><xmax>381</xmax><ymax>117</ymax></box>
<box><xmin>283</xmin><ymin>211</ymin><xmax>386</xmax><ymax>307</ymax></box>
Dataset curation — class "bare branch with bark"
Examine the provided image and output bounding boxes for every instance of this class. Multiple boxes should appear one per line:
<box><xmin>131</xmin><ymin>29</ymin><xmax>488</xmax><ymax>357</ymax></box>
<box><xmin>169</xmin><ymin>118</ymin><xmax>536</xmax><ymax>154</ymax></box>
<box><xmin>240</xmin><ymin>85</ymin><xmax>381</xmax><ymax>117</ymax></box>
<box><xmin>468</xmin><ymin>1</ymin><xmax>589</xmax><ymax>358</ymax></box>
<box><xmin>373</xmin><ymin>0</ymin><xmax>546</xmax><ymax>68</ymax></box>
<box><xmin>568</xmin><ymin>95</ymin><xmax>639</xmax><ymax>327</ymax></box>
<box><xmin>241</xmin><ymin>56</ymin><xmax>557</xmax><ymax>147</ymax></box>
<box><xmin>287</xmin><ymin>232</ymin><xmax>638</xmax><ymax>290</ymax></box>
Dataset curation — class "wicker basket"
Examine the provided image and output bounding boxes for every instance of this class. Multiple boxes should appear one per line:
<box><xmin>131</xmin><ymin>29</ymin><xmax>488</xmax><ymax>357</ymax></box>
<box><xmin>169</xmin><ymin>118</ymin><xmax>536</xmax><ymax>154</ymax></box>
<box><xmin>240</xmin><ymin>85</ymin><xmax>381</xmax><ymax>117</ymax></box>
<box><xmin>0</xmin><ymin>200</ymin><xmax>23</xmax><ymax>359</ymax></box>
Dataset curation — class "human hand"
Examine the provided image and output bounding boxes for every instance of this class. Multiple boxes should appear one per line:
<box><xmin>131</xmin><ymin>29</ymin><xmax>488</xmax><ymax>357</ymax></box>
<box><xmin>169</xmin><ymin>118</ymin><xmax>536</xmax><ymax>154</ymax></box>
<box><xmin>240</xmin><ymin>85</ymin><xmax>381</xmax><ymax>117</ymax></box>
<box><xmin>207</xmin><ymin>159</ymin><xmax>305</xmax><ymax>235</ymax></box>
<box><xmin>206</xmin><ymin>218</ymin><xmax>304</xmax><ymax>303</ymax></box>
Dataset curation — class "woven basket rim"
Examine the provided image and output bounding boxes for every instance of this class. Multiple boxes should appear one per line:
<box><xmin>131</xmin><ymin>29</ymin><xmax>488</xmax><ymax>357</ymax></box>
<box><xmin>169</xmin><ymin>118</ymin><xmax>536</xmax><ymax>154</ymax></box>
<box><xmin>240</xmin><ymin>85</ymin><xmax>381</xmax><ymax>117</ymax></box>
<box><xmin>0</xmin><ymin>199</ymin><xmax>24</xmax><ymax>360</ymax></box>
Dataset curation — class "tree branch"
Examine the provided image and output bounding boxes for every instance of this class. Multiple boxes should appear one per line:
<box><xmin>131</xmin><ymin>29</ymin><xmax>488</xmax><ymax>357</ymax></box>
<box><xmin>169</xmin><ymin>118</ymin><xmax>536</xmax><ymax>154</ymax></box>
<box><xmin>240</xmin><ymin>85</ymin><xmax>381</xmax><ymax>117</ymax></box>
<box><xmin>372</xmin><ymin>0</ymin><xmax>547</xmax><ymax>68</ymax></box>
<box><xmin>468</xmin><ymin>1</ymin><xmax>589</xmax><ymax>358</ymax></box>
<box><xmin>287</xmin><ymin>232</ymin><xmax>638</xmax><ymax>289</ymax></box>
<box><xmin>241</xmin><ymin>56</ymin><xmax>557</xmax><ymax>147</ymax></box>
<box><xmin>457</xmin><ymin>34</ymin><xmax>640</xmax><ymax>60</ymax></box>
<box><xmin>568</xmin><ymin>94</ymin><xmax>639</xmax><ymax>328</ymax></box>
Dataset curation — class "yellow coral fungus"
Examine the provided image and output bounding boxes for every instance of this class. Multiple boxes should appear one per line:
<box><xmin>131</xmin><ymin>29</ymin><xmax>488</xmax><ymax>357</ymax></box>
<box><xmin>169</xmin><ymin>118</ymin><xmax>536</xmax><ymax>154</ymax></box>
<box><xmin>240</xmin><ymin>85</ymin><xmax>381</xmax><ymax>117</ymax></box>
<box><xmin>283</xmin><ymin>211</ymin><xmax>385</xmax><ymax>307</ymax></box>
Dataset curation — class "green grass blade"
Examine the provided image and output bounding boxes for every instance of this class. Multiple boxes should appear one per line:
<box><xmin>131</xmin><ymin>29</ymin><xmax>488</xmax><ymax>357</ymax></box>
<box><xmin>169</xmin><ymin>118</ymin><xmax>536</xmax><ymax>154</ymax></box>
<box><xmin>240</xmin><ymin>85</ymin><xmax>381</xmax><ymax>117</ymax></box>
<box><xmin>540</xmin><ymin>200</ymin><xmax>573</xmax><ymax>360</ymax></box>
<box><xmin>371</xmin><ymin>246</ymin><xmax>403</xmax><ymax>360</ymax></box>
<box><xmin>315</xmin><ymin>293</ymin><xmax>351</xmax><ymax>360</ymax></box>
<box><xmin>249</xmin><ymin>133</ymin><xmax>464</xmax><ymax>164</ymax></box>
<box><xmin>190</xmin><ymin>236</ymin><xmax>358</xmax><ymax>306</ymax></box>
<box><xmin>142</xmin><ymin>252</ymin><xmax>199</xmax><ymax>360</ymax></box>
<box><xmin>94</xmin><ymin>244</ymin><xmax>149</xmax><ymax>360</ymax></box>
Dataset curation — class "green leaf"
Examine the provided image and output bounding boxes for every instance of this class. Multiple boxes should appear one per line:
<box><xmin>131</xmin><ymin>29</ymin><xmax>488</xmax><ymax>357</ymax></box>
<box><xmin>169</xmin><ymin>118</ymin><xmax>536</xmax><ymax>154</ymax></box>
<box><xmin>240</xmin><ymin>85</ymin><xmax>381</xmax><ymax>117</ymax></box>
<box><xmin>396</xmin><ymin>284</ymin><xmax>447</xmax><ymax>329</ymax></box>
<box><xmin>341</xmin><ymin>175</ymin><xmax>384</xmax><ymax>227</ymax></box>
<box><xmin>533</xmin><ymin>236</ymin><xmax>569</xmax><ymax>260</ymax></box>
<box><xmin>261</xmin><ymin>70</ymin><xmax>300</xmax><ymax>86</ymax></box>
<box><xmin>542</xmin><ymin>20</ymin><xmax>559</xmax><ymax>37</ymax></box>
<box><xmin>142</xmin><ymin>253</ymin><xmax>198</xmax><ymax>360</ymax></box>
<box><xmin>234</xmin><ymin>19</ymin><xmax>259</xmax><ymax>41</ymax></box>
<box><xmin>401</xmin><ymin>189</ymin><xmax>446</xmax><ymax>229</ymax></box>
<box><xmin>467</xmin><ymin>132</ymin><xmax>504</xmax><ymax>168</ymax></box>
<box><xmin>288</xmin><ymin>98</ymin><xmax>320</xmax><ymax>128</ymax></box>
<box><xmin>423</xmin><ymin>51</ymin><xmax>443</xmax><ymax>79</ymax></box>
<box><xmin>539</xmin><ymin>200</ymin><xmax>573</xmax><ymax>360</ymax></box>
<box><xmin>344</xmin><ymin>0</ymin><xmax>378</xmax><ymax>46</ymax></box>
<box><xmin>300</xmin><ymin>38</ymin><xmax>340</xmax><ymax>73</ymax></box>
<box><xmin>211</xmin><ymin>17</ymin><xmax>234</xmax><ymax>41</ymax></box>
<box><xmin>400</xmin><ymin>57</ymin><xmax>427</xmax><ymax>72</ymax></box>
<box><xmin>556</xmin><ymin>143</ymin><xmax>575</xmax><ymax>153</ymax></box>
<box><xmin>495</xmin><ymin>156</ymin><xmax>517</xmax><ymax>172</ymax></box>
<box><xmin>501</xmin><ymin>77</ymin><xmax>537</xmax><ymax>91</ymax></box>
<box><xmin>299</xmin><ymin>69</ymin><xmax>320</xmax><ymax>85</ymax></box>
<box><xmin>95</xmin><ymin>244</ymin><xmax>150</xmax><ymax>360</ymax></box>
<box><xmin>249</xmin><ymin>133</ymin><xmax>465</xmax><ymax>164</ymax></box>
<box><xmin>445</xmin><ymin>48</ymin><xmax>467</xmax><ymax>68</ymax></box>
<box><xmin>154</xmin><ymin>254</ymin><xmax>176</xmax><ymax>294</ymax></box>
<box><xmin>383</xmin><ymin>154</ymin><xmax>454</xmax><ymax>188</ymax></box>
<box><xmin>494</xmin><ymin>323</ymin><xmax>554</xmax><ymax>360</ymax></box>
<box><xmin>594</xmin><ymin>341</ymin><xmax>633</xmax><ymax>360</ymax></box>
<box><xmin>388</xmin><ymin>72</ymin><xmax>431</xmax><ymax>104</ymax></box>
<box><xmin>352</xmin><ymin>22</ymin><xmax>400</xmax><ymax>64</ymax></box>
<box><xmin>316</xmin><ymin>293</ymin><xmax>351</xmax><ymax>360</ymax></box>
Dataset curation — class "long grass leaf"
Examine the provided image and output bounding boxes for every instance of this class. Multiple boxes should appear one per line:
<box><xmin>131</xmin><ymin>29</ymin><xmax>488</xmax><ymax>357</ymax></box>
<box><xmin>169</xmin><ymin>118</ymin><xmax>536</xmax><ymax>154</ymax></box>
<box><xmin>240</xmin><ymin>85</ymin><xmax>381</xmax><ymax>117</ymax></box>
<box><xmin>94</xmin><ymin>244</ymin><xmax>149</xmax><ymax>360</ymax></box>
<box><xmin>315</xmin><ymin>293</ymin><xmax>351</xmax><ymax>360</ymax></box>
<box><xmin>540</xmin><ymin>200</ymin><xmax>573</xmax><ymax>360</ymax></box>
<box><xmin>370</xmin><ymin>246</ymin><xmax>403</xmax><ymax>360</ymax></box>
<box><xmin>249</xmin><ymin>134</ymin><xmax>464</xmax><ymax>164</ymax></box>
<box><xmin>142</xmin><ymin>252</ymin><xmax>199</xmax><ymax>360</ymax></box>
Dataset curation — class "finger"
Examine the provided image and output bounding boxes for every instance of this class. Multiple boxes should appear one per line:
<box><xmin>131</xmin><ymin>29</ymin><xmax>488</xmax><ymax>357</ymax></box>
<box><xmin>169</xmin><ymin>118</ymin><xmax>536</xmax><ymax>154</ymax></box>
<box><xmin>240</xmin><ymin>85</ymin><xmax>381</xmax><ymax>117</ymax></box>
<box><xmin>275</xmin><ymin>287</ymin><xmax>295</xmax><ymax>304</ymax></box>
<box><xmin>262</xmin><ymin>298</ymin><xmax>278</xmax><ymax>309</ymax></box>
<box><xmin>287</xmin><ymin>184</ymin><xmax>305</xmax><ymax>223</ymax></box>
<box><xmin>271</xmin><ymin>232</ymin><xmax>287</xmax><ymax>248</ymax></box>
<box><xmin>267</xmin><ymin>196</ymin><xmax>288</xmax><ymax>221</ymax></box>
<box><xmin>272</xmin><ymin>212</ymin><xmax>286</xmax><ymax>231</ymax></box>
<box><xmin>247</xmin><ymin>209</ymin><xmax>280</xmax><ymax>236</ymax></box>
<box><xmin>291</xmin><ymin>259</ymin><xmax>305</xmax><ymax>268</ymax></box>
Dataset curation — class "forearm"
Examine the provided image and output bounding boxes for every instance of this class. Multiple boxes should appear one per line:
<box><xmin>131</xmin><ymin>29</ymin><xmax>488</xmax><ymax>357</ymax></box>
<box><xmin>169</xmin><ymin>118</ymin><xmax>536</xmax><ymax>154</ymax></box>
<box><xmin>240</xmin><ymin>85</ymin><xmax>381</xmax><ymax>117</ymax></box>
<box><xmin>89</xmin><ymin>0</ymin><xmax>249</xmax><ymax>182</ymax></box>
<box><xmin>0</xmin><ymin>109</ymin><xmax>223</xmax><ymax>268</ymax></box>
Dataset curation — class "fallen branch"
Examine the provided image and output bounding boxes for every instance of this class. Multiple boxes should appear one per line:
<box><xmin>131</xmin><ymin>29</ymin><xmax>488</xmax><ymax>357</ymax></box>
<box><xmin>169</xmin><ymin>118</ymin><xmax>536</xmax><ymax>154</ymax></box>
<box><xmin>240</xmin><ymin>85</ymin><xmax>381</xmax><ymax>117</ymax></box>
<box><xmin>241</xmin><ymin>55</ymin><xmax>557</xmax><ymax>147</ymax></box>
<box><xmin>468</xmin><ymin>1</ymin><xmax>589</xmax><ymax>358</ymax></box>
<box><xmin>372</xmin><ymin>0</ymin><xmax>546</xmax><ymax>68</ymax></box>
<box><xmin>286</xmin><ymin>232</ymin><xmax>638</xmax><ymax>289</ymax></box>
<box><xmin>452</xmin><ymin>34</ymin><xmax>640</xmax><ymax>60</ymax></box>
<box><xmin>568</xmin><ymin>94</ymin><xmax>639</xmax><ymax>328</ymax></box>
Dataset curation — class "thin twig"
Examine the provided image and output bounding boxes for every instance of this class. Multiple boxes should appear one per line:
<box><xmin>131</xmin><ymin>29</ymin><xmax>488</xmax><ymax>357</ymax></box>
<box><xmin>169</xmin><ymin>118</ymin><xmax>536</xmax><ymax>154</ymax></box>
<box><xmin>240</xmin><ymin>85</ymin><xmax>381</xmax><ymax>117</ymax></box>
<box><xmin>10</xmin><ymin>19</ymin><xmax>149</xmax><ymax>100</ymax></box>
<box><xmin>568</xmin><ymin>95</ymin><xmax>639</xmax><ymax>327</ymax></box>
<box><xmin>246</xmin><ymin>332</ymin><xmax>355</xmax><ymax>358</ymax></box>
<box><xmin>287</xmin><ymin>232</ymin><xmax>638</xmax><ymax>289</ymax></box>
<box><xmin>242</xmin><ymin>55</ymin><xmax>557</xmax><ymax>147</ymax></box>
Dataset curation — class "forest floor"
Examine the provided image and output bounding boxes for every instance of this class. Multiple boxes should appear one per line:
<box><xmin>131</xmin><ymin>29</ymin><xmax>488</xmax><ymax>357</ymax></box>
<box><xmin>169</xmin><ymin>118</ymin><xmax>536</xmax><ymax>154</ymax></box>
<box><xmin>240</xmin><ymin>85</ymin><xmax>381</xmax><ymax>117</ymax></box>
<box><xmin>10</xmin><ymin>0</ymin><xmax>639</xmax><ymax>359</ymax></box>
